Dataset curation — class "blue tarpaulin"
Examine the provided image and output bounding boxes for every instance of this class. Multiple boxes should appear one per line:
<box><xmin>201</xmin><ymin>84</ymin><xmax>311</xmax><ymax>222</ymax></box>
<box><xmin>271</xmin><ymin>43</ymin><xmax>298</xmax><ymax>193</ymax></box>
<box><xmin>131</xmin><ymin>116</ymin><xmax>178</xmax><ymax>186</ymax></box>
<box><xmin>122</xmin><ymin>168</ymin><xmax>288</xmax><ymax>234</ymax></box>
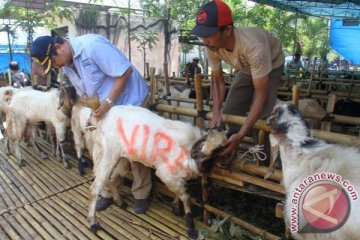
<box><xmin>330</xmin><ymin>18</ymin><xmax>360</xmax><ymax>65</ymax></box>
<box><xmin>0</xmin><ymin>53</ymin><xmax>31</xmax><ymax>74</ymax></box>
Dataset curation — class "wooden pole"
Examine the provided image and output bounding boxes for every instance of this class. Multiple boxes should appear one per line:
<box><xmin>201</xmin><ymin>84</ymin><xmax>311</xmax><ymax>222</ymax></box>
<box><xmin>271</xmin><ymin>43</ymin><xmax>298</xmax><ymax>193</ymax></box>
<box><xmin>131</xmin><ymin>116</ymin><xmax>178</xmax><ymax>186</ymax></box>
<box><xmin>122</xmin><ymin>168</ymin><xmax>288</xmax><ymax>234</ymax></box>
<box><xmin>321</xmin><ymin>94</ymin><xmax>336</xmax><ymax>131</ymax></box>
<box><xmin>146</xmin><ymin>63</ymin><xmax>150</xmax><ymax>80</ymax></box>
<box><xmin>292</xmin><ymin>85</ymin><xmax>300</xmax><ymax>107</ymax></box>
<box><xmin>149</xmin><ymin>67</ymin><xmax>156</xmax><ymax>105</ymax></box>
<box><xmin>194</xmin><ymin>73</ymin><xmax>208</xmax><ymax>223</ymax></box>
<box><xmin>194</xmin><ymin>74</ymin><xmax>204</xmax><ymax>129</ymax></box>
<box><xmin>155</xmin><ymin>104</ymin><xmax>360</xmax><ymax>147</ymax></box>
<box><xmin>163</xmin><ymin>63</ymin><xmax>173</xmax><ymax>119</ymax></box>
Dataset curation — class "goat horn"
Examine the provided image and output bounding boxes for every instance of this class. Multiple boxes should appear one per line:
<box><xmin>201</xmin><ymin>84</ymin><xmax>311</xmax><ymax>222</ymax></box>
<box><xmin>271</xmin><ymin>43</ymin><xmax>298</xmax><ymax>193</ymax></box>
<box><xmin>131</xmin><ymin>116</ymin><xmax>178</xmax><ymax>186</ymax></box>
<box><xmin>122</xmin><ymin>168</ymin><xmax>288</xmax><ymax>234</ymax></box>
<box><xmin>78</xmin><ymin>94</ymin><xmax>100</xmax><ymax>111</ymax></box>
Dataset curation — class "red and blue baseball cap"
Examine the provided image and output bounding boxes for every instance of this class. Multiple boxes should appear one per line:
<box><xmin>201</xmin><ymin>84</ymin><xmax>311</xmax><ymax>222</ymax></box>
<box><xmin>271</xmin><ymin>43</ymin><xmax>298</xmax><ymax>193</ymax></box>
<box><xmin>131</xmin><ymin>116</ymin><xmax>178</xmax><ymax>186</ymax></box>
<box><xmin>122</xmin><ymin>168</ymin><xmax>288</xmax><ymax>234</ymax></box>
<box><xmin>191</xmin><ymin>0</ymin><xmax>233</xmax><ymax>38</ymax></box>
<box><xmin>30</xmin><ymin>36</ymin><xmax>56</xmax><ymax>74</ymax></box>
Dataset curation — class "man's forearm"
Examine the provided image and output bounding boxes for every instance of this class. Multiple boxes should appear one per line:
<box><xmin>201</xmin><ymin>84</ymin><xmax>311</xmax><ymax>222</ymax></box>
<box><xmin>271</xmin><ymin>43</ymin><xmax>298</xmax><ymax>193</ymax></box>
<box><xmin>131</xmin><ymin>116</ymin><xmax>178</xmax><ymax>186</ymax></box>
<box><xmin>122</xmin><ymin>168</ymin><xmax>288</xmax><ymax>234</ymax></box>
<box><xmin>107</xmin><ymin>67</ymin><xmax>132</xmax><ymax>101</ymax></box>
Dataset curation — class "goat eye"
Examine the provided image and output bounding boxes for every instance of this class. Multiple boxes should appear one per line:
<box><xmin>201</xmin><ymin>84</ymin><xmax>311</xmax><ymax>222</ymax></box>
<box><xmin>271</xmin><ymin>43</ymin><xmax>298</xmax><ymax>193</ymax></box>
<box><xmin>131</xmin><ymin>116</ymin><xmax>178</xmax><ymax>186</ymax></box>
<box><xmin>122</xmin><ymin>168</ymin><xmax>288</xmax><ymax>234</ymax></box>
<box><xmin>277</xmin><ymin>109</ymin><xmax>283</xmax><ymax>118</ymax></box>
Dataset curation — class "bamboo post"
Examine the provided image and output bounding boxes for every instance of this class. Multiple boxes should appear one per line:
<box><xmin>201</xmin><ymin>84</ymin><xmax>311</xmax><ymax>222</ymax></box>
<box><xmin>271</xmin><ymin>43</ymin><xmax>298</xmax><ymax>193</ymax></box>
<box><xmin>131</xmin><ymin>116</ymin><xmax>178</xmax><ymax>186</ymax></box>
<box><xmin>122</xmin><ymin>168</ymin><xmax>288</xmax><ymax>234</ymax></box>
<box><xmin>7</xmin><ymin>69</ymin><xmax>11</xmax><ymax>86</ymax></box>
<box><xmin>149</xmin><ymin>67</ymin><xmax>156</xmax><ymax>105</ymax></box>
<box><xmin>194</xmin><ymin>73</ymin><xmax>208</xmax><ymax>224</ymax></box>
<box><xmin>292</xmin><ymin>85</ymin><xmax>300</xmax><ymax>108</ymax></box>
<box><xmin>194</xmin><ymin>74</ymin><xmax>204</xmax><ymax>129</ymax></box>
<box><xmin>163</xmin><ymin>63</ymin><xmax>173</xmax><ymax>118</ymax></box>
<box><xmin>321</xmin><ymin>94</ymin><xmax>337</xmax><ymax>131</ymax></box>
<box><xmin>146</xmin><ymin>63</ymin><xmax>150</xmax><ymax>80</ymax></box>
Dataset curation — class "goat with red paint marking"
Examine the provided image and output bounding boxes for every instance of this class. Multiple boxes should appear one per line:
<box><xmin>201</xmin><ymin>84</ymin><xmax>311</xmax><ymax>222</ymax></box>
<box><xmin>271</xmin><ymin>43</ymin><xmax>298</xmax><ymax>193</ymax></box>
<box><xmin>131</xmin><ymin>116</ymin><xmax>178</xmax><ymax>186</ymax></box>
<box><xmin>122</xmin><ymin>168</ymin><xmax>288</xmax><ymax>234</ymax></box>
<box><xmin>71</xmin><ymin>103</ymin><xmax>231</xmax><ymax>239</ymax></box>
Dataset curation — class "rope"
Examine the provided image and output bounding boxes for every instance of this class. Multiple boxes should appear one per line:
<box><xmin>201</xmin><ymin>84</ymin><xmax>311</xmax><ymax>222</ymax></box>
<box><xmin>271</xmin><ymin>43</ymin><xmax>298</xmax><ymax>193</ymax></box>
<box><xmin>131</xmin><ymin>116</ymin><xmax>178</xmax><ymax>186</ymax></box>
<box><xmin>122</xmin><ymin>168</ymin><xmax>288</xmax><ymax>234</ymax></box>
<box><xmin>237</xmin><ymin>145</ymin><xmax>267</xmax><ymax>162</ymax></box>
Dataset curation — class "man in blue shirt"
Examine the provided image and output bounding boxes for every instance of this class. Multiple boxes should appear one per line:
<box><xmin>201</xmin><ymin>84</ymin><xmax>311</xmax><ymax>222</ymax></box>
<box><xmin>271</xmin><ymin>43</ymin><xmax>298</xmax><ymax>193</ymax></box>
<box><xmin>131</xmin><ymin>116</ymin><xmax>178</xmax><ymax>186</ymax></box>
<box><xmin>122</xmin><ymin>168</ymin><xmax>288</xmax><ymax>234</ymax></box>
<box><xmin>30</xmin><ymin>34</ymin><xmax>151</xmax><ymax>214</ymax></box>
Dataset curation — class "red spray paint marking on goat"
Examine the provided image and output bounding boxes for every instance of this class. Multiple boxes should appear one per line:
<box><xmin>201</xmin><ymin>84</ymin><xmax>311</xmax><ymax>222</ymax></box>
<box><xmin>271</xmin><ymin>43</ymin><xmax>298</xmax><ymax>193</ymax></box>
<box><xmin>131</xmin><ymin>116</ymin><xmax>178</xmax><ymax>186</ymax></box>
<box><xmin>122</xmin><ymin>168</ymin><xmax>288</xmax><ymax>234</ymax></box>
<box><xmin>116</xmin><ymin>118</ymin><xmax>188</xmax><ymax>171</ymax></box>
<box><xmin>116</xmin><ymin>119</ymin><xmax>139</xmax><ymax>157</ymax></box>
<box><xmin>140</xmin><ymin>125</ymin><xmax>150</xmax><ymax>160</ymax></box>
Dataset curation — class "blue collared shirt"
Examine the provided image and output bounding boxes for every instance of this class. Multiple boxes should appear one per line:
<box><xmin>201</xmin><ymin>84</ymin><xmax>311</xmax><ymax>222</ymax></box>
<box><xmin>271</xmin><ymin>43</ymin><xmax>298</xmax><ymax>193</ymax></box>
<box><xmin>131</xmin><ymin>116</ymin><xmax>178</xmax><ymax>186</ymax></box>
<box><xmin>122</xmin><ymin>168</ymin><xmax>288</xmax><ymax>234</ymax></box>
<box><xmin>62</xmin><ymin>34</ymin><xmax>148</xmax><ymax>106</ymax></box>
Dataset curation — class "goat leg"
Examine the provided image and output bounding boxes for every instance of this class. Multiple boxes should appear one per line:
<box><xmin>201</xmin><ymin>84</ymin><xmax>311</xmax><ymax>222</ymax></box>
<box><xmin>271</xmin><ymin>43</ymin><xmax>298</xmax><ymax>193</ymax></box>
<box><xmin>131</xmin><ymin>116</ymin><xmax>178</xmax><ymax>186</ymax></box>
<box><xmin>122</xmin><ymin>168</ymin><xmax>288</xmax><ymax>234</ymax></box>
<box><xmin>59</xmin><ymin>140</ymin><xmax>70</xmax><ymax>169</ymax></box>
<box><xmin>172</xmin><ymin>197</ymin><xmax>184</xmax><ymax>216</ymax></box>
<box><xmin>13</xmin><ymin>139</ymin><xmax>24</xmax><ymax>167</ymax></box>
<box><xmin>78</xmin><ymin>156</ymin><xmax>86</xmax><ymax>176</ymax></box>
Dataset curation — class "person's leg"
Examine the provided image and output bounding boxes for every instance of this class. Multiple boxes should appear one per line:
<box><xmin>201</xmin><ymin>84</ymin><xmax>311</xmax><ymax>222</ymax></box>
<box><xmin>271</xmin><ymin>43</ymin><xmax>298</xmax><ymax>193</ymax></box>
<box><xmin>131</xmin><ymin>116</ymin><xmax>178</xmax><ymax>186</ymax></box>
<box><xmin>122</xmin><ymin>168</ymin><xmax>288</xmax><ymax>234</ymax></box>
<box><xmin>131</xmin><ymin>162</ymin><xmax>152</xmax><ymax>214</ymax></box>
<box><xmin>222</xmin><ymin>72</ymin><xmax>254</xmax><ymax>134</ymax></box>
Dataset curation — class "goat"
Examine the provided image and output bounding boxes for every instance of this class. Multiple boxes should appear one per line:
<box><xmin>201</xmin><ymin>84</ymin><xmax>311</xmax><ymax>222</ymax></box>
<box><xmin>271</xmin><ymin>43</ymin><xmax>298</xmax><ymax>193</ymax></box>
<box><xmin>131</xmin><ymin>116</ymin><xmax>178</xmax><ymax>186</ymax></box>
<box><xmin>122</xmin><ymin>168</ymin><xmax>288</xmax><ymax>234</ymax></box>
<box><xmin>72</xmin><ymin>102</ymin><xmax>230</xmax><ymax>239</ymax></box>
<box><xmin>267</xmin><ymin>101</ymin><xmax>360</xmax><ymax>240</ymax></box>
<box><xmin>5</xmin><ymin>87</ymin><xmax>72</xmax><ymax>168</ymax></box>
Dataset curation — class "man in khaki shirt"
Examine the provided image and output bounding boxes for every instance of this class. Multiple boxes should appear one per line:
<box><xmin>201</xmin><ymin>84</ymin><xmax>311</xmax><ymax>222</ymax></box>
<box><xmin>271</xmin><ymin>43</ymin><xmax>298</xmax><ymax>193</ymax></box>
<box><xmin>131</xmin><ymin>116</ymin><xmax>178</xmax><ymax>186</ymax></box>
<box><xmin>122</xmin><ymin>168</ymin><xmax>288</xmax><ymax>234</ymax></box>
<box><xmin>191</xmin><ymin>0</ymin><xmax>284</xmax><ymax>160</ymax></box>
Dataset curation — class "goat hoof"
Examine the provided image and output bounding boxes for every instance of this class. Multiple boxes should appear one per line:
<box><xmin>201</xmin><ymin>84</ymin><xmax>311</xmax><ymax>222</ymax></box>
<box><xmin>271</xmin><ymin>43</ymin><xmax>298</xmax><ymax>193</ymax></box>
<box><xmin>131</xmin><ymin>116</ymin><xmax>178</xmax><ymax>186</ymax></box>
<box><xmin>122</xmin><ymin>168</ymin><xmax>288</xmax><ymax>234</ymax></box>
<box><xmin>18</xmin><ymin>161</ymin><xmax>25</xmax><ymax>167</ymax></box>
<box><xmin>172</xmin><ymin>205</ymin><xmax>184</xmax><ymax>216</ymax></box>
<box><xmin>40</xmin><ymin>153</ymin><xmax>48</xmax><ymax>160</ymax></box>
<box><xmin>187</xmin><ymin>229</ymin><xmax>198</xmax><ymax>239</ymax></box>
<box><xmin>90</xmin><ymin>223</ymin><xmax>101</xmax><ymax>233</ymax></box>
<box><xmin>64</xmin><ymin>161</ymin><xmax>71</xmax><ymax>169</ymax></box>
<box><xmin>120</xmin><ymin>202</ymin><xmax>128</xmax><ymax>210</ymax></box>
<box><xmin>79</xmin><ymin>168</ymin><xmax>85</xmax><ymax>176</ymax></box>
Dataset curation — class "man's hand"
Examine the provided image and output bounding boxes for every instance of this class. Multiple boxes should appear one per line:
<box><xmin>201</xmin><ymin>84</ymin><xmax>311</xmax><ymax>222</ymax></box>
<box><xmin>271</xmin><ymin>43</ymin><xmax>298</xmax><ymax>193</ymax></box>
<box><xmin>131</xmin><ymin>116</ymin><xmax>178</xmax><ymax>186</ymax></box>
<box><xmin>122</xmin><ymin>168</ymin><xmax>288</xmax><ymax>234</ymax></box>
<box><xmin>217</xmin><ymin>133</ymin><xmax>243</xmax><ymax>157</ymax></box>
<box><xmin>210</xmin><ymin>112</ymin><xmax>222</xmax><ymax>129</ymax></box>
<box><xmin>94</xmin><ymin>101</ymin><xmax>111</xmax><ymax>120</ymax></box>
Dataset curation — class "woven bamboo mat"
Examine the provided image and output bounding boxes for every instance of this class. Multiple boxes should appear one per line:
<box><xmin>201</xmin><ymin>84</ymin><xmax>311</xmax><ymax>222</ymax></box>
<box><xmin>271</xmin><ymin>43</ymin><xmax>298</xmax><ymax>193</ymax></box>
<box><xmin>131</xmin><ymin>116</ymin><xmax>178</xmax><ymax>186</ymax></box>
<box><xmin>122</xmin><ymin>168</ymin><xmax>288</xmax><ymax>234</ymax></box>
<box><xmin>0</xmin><ymin>136</ymin><xmax>217</xmax><ymax>240</ymax></box>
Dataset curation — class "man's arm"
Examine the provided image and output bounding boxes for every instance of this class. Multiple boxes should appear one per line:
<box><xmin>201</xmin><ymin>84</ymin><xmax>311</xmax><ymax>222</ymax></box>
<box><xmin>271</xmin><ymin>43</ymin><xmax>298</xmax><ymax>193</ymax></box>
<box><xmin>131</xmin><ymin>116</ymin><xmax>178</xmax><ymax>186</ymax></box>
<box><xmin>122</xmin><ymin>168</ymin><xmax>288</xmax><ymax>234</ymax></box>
<box><xmin>221</xmin><ymin>75</ymin><xmax>269</xmax><ymax>154</ymax></box>
<box><xmin>94</xmin><ymin>66</ymin><xmax>132</xmax><ymax>119</ymax></box>
<box><xmin>210</xmin><ymin>69</ymin><xmax>226</xmax><ymax>128</ymax></box>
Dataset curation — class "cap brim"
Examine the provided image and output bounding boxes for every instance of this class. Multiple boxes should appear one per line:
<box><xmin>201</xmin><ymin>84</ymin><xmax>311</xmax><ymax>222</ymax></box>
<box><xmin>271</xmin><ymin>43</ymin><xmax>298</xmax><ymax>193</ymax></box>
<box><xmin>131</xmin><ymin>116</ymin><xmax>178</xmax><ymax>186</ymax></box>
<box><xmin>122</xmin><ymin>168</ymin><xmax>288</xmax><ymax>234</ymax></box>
<box><xmin>190</xmin><ymin>25</ymin><xmax>219</xmax><ymax>38</ymax></box>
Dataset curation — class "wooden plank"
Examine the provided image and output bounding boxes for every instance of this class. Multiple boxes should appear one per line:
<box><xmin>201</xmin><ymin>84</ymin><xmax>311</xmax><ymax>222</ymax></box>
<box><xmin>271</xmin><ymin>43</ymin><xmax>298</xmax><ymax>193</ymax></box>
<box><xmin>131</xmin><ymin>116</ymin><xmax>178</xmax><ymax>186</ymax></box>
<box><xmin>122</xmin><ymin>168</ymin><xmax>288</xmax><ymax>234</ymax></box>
<box><xmin>0</xmin><ymin>165</ymin><xmax>28</xmax><ymax>207</ymax></box>
<box><xmin>0</xmin><ymin>215</ymin><xmax>22</xmax><ymax>240</ymax></box>
<box><xmin>0</xmin><ymin>172</ymin><xmax>17</xmax><ymax>210</ymax></box>
<box><xmin>18</xmin><ymin>145</ymin><xmax>64</xmax><ymax>193</ymax></box>
<box><xmin>33</xmin><ymin>200</ymin><xmax>88</xmax><ymax>240</ymax></box>
<box><xmin>24</xmin><ymin>204</ymin><xmax>65</xmax><ymax>240</ymax></box>
<box><xmin>32</xmin><ymin>202</ymin><xmax>78</xmax><ymax>240</ymax></box>
<box><xmin>20</xmin><ymin>145</ymin><xmax>72</xmax><ymax>190</ymax></box>
<box><xmin>12</xmin><ymin>211</ymin><xmax>43</xmax><ymax>240</ymax></box>
<box><xmin>17</xmin><ymin>207</ymin><xmax>53</xmax><ymax>239</ymax></box>
<box><xmin>62</xmin><ymin>188</ymin><xmax>137</xmax><ymax>240</ymax></box>
<box><xmin>3</xmin><ymin>212</ymin><xmax>33</xmax><ymax>240</ymax></box>
<box><xmin>7</xmin><ymin>154</ymin><xmax>53</xmax><ymax>197</ymax></box>
<box><xmin>35</xmin><ymin>139</ymin><xmax>93</xmax><ymax>182</ymax></box>
<box><xmin>0</xmin><ymin>161</ymin><xmax>36</xmax><ymax>203</ymax></box>
<box><xmin>0</xmin><ymin>150</ymin><xmax>47</xmax><ymax>199</ymax></box>
<box><xmin>0</xmin><ymin>221</ymin><xmax>10</xmax><ymax>240</ymax></box>
<box><xmin>44</xmin><ymin>197</ymin><xmax>108</xmax><ymax>240</ymax></box>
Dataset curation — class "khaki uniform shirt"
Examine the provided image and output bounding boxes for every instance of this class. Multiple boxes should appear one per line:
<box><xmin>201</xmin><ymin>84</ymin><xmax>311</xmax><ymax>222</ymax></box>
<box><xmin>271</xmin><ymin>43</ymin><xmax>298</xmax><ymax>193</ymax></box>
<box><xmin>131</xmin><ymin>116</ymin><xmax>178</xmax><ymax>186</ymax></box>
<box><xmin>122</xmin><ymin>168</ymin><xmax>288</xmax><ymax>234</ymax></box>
<box><xmin>206</xmin><ymin>27</ymin><xmax>284</xmax><ymax>79</ymax></box>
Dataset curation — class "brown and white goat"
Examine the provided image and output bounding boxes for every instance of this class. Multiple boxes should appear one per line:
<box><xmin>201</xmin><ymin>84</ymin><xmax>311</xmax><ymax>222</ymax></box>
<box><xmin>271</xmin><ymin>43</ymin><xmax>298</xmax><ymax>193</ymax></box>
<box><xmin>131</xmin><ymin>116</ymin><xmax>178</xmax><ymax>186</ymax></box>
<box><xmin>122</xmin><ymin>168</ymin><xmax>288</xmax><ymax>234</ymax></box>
<box><xmin>267</xmin><ymin>101</ymin><xmax>360</xmax><ymax>240</ymax></box>
<box><xmin>71</xmin><ymin>103</ymin><xmax>230</xmax><ymax>239</ymax></box>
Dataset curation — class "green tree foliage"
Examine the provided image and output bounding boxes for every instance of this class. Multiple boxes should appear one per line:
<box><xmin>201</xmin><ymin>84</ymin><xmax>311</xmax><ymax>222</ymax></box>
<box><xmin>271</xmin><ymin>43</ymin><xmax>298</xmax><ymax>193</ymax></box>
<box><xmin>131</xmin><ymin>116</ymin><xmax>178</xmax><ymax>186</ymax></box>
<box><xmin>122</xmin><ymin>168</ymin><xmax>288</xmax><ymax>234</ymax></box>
<box><xmin>141</xmin><ymin>0</ymin><xmax>329</xmax><ymax>60</ymax></box>
<box><xmin>0</xmin><ymin>1</ymin><xmax>73</xmax><ymax>43</ymax></box>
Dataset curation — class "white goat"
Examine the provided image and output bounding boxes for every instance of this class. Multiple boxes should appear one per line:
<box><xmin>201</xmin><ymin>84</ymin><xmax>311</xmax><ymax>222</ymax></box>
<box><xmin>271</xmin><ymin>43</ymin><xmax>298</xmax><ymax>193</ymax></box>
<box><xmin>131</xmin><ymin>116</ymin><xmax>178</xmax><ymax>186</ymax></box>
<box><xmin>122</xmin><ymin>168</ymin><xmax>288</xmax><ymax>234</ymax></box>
<box><xmin>5</xmin><ymin>88</ymin><xmax>71</xmax><ymax>168</ymax></box>
<box><xmin>72</xmin><ymin>104</ymin><xmax>229</xmax><ymax>239</ymax></box>
<box><xmin>267</xmin><ymin>101</ymin><xmax>360</xmax><ymax>240</ymax></box>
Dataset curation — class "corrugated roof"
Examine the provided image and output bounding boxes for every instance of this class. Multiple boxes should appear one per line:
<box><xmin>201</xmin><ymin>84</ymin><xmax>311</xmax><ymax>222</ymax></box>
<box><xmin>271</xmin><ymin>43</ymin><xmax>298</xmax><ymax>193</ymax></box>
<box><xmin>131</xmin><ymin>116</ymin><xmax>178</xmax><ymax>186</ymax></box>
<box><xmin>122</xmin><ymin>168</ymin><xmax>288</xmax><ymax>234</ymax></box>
<box><xmin>250</xmin><ymin>0</ymin><xmax>360</xmax><ymax>19</ymax></box>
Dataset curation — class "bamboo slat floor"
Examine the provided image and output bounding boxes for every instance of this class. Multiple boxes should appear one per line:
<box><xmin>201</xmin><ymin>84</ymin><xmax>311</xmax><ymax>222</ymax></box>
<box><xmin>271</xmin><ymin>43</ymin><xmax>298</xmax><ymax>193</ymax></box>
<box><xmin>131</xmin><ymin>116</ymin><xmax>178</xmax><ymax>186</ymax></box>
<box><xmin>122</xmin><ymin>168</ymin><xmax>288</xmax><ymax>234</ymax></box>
<box><xmin>0</xmin><ymin>137</ymin><xmax>218</xmax><ymax>240</ymax></box>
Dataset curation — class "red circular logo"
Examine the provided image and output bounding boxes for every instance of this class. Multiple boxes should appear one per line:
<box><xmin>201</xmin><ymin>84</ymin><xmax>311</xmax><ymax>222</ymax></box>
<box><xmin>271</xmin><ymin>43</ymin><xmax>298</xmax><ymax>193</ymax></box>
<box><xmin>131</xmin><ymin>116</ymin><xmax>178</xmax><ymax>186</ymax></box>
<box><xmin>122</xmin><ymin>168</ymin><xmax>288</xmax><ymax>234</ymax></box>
<box><xmin>301</xmin><ymin>183</ymin><xmax>350</xmax><ymax>232</ymax></box>
<box><xmin>197</xmin><ymin>10</ymin><xmax>208</xmax><ymax>23</ymax></box>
